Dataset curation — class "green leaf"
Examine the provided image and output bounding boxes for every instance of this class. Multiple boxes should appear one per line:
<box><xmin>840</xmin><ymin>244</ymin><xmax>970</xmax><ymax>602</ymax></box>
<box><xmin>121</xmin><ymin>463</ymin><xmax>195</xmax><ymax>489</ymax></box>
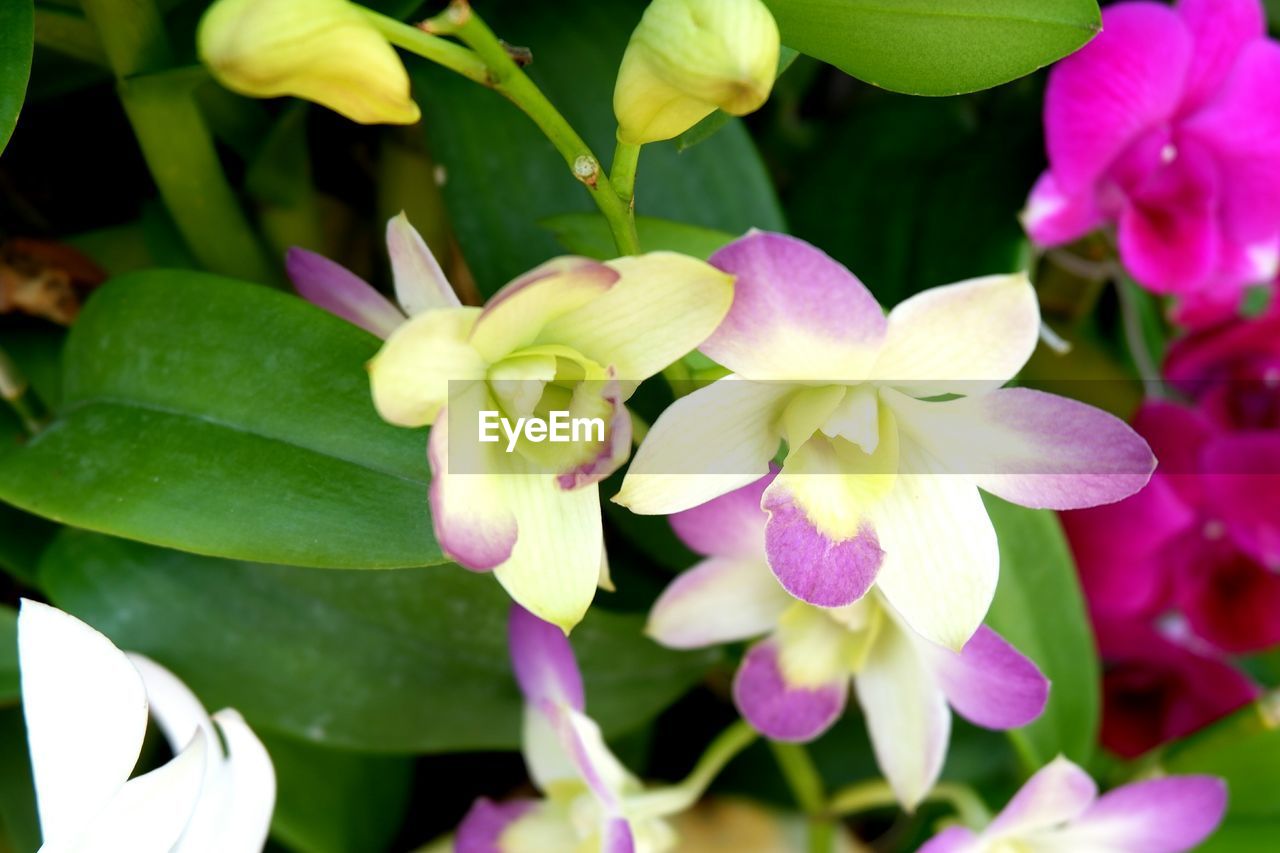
<box><xmin>0</xmin><ymin>707</ymin><xmax>40</xmax><ymax>853</ymax></box>
<box><xmin>0</xmin><ymin>606</ymin><xmax>17</xmax><ymax>707</ymax></box>
<box><xmin>262</xmin><ymin>732</ymin><xmax>413</xmax><ymax>853</ymax></box>
<box><xmin>41</xmin><ymin>531</ymin><xmax>719</xmax><ymax>752</ymax></box>
<box><xmin>0</xmin><ymin>271</ymin><xmax>444</xmax><ymax>569</ymax></box>
<box><xmin>1163</xmin><ymin>699</ymin><xmax>1280</xmax><ymax>851</ymax></box>
<box><xmin>763</xmin><ymin>0</ymin><xmax>1100</xmax><ymax>96</ymax></box>
<box><xmin>982</xmin><ymin>495</ymin><xmax>1099</xmax><ymax>768</ymax></box>
<box><xmin>542</xmin><ymin>214</ymin><xmax>737</xmax><ymax>261</ymax></box>
<box><xmin>413</xmin><ymin>0</ymin><xmax>783</xmax><ymax>294</ymax></box>
<box><xmin>0</xmin><ymin>0</ymin><xmax>33</xmax><ymax>156</ymax></box>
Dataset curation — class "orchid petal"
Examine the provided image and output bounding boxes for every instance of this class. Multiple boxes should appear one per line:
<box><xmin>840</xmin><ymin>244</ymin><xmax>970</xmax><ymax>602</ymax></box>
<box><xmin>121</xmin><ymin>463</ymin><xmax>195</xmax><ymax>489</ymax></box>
<box><xmin>702</xmin><ymin>232</ymin><xmax>886</xmax><ymax>382</ymax></box>
<box><xmin>870</xmin><ymin>441</ymin><xmax>999</xmax><ymax>651</ymax></box>
<box><xmin>668</xmin><ymin>467</ymin><xmax>776</xmax><ymax>558</ymax></box>
<box><xmin>601</xmin><ymin>817</ymin><xmax>636</xmax><ymax>853</ymax></box>
<box><xmin>41</xmin><ymin>731</ymin><xmax>209</xmax><ymax>853</ymax></box>
<box><xmin>554</xmin><ymin>381</ymin><xmax>633</xmax><ymax>490</ymax></box>
<box><xmin>558</xmin><ymin>707</ymin><xmax>637</xmax><ymax>809</ymax></box>
<box><xmin>918</xmin><ymin>826</ymin><xmax>980</xmax><ymax>853</ymax></box>
<box><xmin>126</xmin><ymin>654</ymin><xmax>215</xmax><ymax>756</ymax></box>
<box><xmin>986</xmin><ymin>756</ymin><xmax>1096</xmax><ymax>838</ymax></box>
<box><xmin>1177</xmin><ymin>0</ymin><xmax>1266</xmax><ymax>114</ymax></box>
<box><xmin>286</xmin><ymin>248</ymin><xmax>404</xmax><ymax>338</ymax></box>
<box><xmin>197</xmin><ymin>709</ymin><xmax>276</xmax><ymax>853</ymax></box>
<box><xmin>428</xmin><ymin>392</ymin><xmax>519</xmax><ymax>572</ymax></box>
<box><xmin>1044</xmin><ymin>3</ymin><xmax>1191</xmax><ymax>193</ymax></box>
<box><xmin>1050</xmin><ymin>775</ymin><xmax>1226</xmax><ymax>853</ymax></box>
<box><xmin>468</xmin><ymin>258</ymin><xmax>619</xmax><ymax>364</ymax></box>
<box><xmin>615</xmin><ymin>377</ymin><xmax>789</xmax><ymax>515</ymax></box>
<box><xmin>763</xmin><ymin>435</ymin><xmax>891</xmax><ymax>608</ymax></box>
<box><xmin>386</xmin><ymin>212</ymin><xmax>459</xmax><ymax>315</ymax></box>
<box><xmin>537</xmin><ymin>252</ymin><xmax>735</xmax><ymax>382</ymax></box>
<box><xmin>492</xmin><ymin>472</ymin><xmax>604</xmax><ymax>633</ymax></box>
<box><xmin>886</xmin><ymin>387</ymin><xmax>1155</xmax><ymax>510</ymax></box>
<box><xmin>854</xmin><ymin>618</ymin><xmax>951</xmax><ymax>810</ymax></box>
<box><xmin>508</xmin><ymin>605</ymin><xmax>585</xmax><ymax>711</ymax></box>
<box><xmin>1175</xmin><ymin>544</ymin><xmax>1280</xmax><ymax>653</ymax></box>
<box><xmin>926</xmin><ymin>626</ymin><xmax>1048</xmax><ymax>730</ymax></box>
<box><xmin>872</xmin><ymin>274</ymin><xmax>1039</xmax><ymax>395</ymax></box>
<box><xmin>647</xmin><ymin>556</ymin><xmax>790</xmax><ymax>649</ymax></box>
<box><xmin>455</xmin><ymin>798</ymin><xmax>541</xmax><ymax>853</ymax></box>
<box><xmin>1202</xmin><ymin>434</ymin><xmax>1280</xmax><ymax>566</ymax></box>
<box><xmin>368</xmin><ymin>306</ymin><xmax>484</xmax><ymax>427</ymax></box>
<box><xmin>18</xmin><ymin>600</ymin><xmax>148</xmax><ymax>846</ymax></box>
<box><xmin>1022</xmin><ymin>171</ymin><xmax>1105</xmax><ymax>247</ymax></box>
<box><xmin>733</xmin><ymin>639</ymin><xmax>847</xmax><ymax>742</ymax></box>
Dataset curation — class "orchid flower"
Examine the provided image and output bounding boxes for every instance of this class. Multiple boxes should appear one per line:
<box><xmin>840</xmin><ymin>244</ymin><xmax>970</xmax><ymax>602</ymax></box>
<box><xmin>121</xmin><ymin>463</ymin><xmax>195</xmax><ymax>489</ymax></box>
<box><xmin>287</xmin><ymin>215</ymin><xmax>734</xmax><ymax>631</ymax></box>
<box><xmin>456</xmin><ymin>606</ymin><xmax>689</xmax><ymax>852</ymax></box>
<box><xmin>919</xmin><ymin>756</ymin><xmax>1227</xmax><ymax>853</ymax></box>
<box><xmin>617</xmin><ymin>231</ymin><xmax>1154</xmax><ymax>650</ymax></box>
<box><xmin>1023</xmin><ymin>0</ymin><xmax>1280</xmax><ymax>324</ymax></box>
<box><xmin>17</xmin><ymin>599</ymin><xmax>275</xmax><ymax>852</ymax></box>
<box><xmin>647</xmin><ymin>471</ymin><xmax>1048</xmax><ymax>808</ymax></box>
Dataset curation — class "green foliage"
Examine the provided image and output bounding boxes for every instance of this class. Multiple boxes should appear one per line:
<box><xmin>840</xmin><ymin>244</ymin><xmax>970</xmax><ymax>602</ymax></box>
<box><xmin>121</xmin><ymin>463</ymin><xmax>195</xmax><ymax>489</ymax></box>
<box><xmin>764</xmin><ymin>0</ymin><xmax>1100</xmax><ymax>96</ymax></box>
<box><xmin>0</xmin><ymin>0</ymin><xmax>33</xmax><ymax>156</ymax></box>
<box><xmin>41</xmin><ymin>530</ymin><xmax>719</xmax><ymax>752</ymax></box>
<box><xmin>0</xmin><ymin>607</ymin><xmax>16</xmax><ymax>707</ymax></box>
<box><xmin>543</xmin><ymin>214</ymin><xmax>736</xmax><ymax>261</ymax></box>
<box><xmin>414</xmin><ymin>0</ymin><xmax>784</xmax><ymax>293</ymax></box>
<box><xmin>983</xmin><ymin>495</ymin><xmax>1099</xmax><ymax>768</ymax></box>
<box><xmin>0</xmin><ymin>272</ymin><xmax>443</xmax><ymax>570</ymax></box>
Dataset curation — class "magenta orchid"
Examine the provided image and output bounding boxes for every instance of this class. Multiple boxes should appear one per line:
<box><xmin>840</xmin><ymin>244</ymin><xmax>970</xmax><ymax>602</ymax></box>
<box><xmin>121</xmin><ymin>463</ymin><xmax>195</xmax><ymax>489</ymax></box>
<box><xmin>920</xmin><ymin>756</ymin><xmax>1226</xmax><ymax>853</ymax></box>
<box><xmin>647</xmin><ymin>471</ymin><xmax>1048</xmax><ymax>809</ymax></box>
<box><xmin>289</xmin><ymin>214</ymin><xmax>733</xmax><ymax>631</ymax></box>
<box><xmin>456</xmin><ymin>606</ymin><xmax>686</xmax><ymax>852</ymax></box>
<box><xmin>618</xmin><ymin>231</ymin><xmax>1154</xmax><ymax>650</ymax></box>
<box><xmin>1024</xmin><ymin>0</ymin><xmax>1280</xmax><ymax>323</ymax></box>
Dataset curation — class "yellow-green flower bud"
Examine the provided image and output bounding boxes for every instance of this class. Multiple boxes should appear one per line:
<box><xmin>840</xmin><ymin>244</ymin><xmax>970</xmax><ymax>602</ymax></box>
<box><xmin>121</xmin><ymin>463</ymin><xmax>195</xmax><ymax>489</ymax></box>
<box><xmin>613</xmin><ymin>0</ymin><xmax>780</xmax><ymax>144</ymax></box>
<box><xmin>198</xmin><ymin>0</ymin><xmax>420</xmax><ymax>125</ymax></box>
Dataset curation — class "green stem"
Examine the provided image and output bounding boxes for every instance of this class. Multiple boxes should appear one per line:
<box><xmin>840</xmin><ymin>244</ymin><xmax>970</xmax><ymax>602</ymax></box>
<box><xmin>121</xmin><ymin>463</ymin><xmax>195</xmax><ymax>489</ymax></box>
<box><xmin>625</xmin><ymin>719</ymin><xmax>758</xmax><ymax>820</ymax></box>
<box><xmin>361</xmin><ymin>11</ymin><xmax>489</xmax><ymax>85</ymax></box>
<box><xmin>1115</xmin><ymin>276</ymin><xmax>1163</xmax><ymax>394</ymax></box>
<box><xmin>826</xmin><ymin>780</ymin><xmax>992</xmax><ymax>829</ymax></box>
<box><xmin>610</xmin><ymin>139</ymin><xmax>641</xmax><ymax>209</ymax></box>
<box><xmin>395</xmin><ymin>2</ymin><xmax>639</xmax><ymax>256</ymax></box>
<box><xmin>770</xmin><ymin>742</ymin><xmax>835</xmax><ymax>853</ymax></box>
<box><xmin>0</xmin><ymin>348</ymin><xmax>46</xmax><ymax>436</ymax></box>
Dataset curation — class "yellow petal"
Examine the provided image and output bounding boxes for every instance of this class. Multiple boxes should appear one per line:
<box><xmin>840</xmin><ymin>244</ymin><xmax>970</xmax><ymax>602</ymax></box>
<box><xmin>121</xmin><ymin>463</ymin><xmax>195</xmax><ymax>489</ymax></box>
<box><xmin>367</xmin><ymin>306</ymin><xmax>484</xmax><ymax>427</ymax></box>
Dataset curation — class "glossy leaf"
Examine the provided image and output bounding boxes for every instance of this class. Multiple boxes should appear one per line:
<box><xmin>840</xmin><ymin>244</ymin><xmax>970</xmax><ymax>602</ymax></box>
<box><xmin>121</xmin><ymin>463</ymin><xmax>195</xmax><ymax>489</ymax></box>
<box><xmin>413</xmin><ymin>0</ymin><xmax>783</xmax><ymax>294</ymax></box>
<box><xmin>763</xmin><ymin>0</ymin><xmax>1100</xmax><ymax>96</ymax></box>
<box><xmin>0</xmin><ymin>271</ymin><xmax>443</xmax><ymax>569</ymax></box>
<box><xmin>982</xmin><ymin>494</ymin><xmax>1099</xmax><ymax>767</ymax></box>
<box><xmin>262</xmin><ymin>732</ymin><xmax>414</xmax><ymax>853</ymax></box>
<box><xmin>0</xmin><ymin>0</ymin><xmax>33</xmax><ymax>155</ymax></box>
<box><xmin>40</xmin><ymin>531</ymin><xmax>720</xmax><ymax>752</ymax></box>
<box><xmin>542</xmin><ymin>214</ymin><xmax>737</xmax><ymax>261</ymax></box>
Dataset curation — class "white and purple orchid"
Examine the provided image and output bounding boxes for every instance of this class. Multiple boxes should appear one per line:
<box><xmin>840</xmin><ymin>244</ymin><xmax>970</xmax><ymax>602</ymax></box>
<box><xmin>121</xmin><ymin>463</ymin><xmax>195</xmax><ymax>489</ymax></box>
<box><xmin>920</xmin><ymin>756</ymin><xmax>1227</xmax><ymax>853</ymax></box>
<box><xmin>288</xmin><ymin>215</ymin><xmax>734</xmax><ymax>632</ymax></box>
<box><xmin>456</xmin><ymin>605</ymin><xmax>689</xmax><ymax>852</ymax></box>
<box><xmin>17</xmin><ymin>599</ymin><xmax>275</xmax><ymax>852</ymax></box>
<box><xmin>617</xmin><ymin>231</ymin><xmax>1155</xmax><ymax>651</ymax></box>
<box><xmin>1024</xmin><ymin>0</ymin><xmax>1280</xmax><ymax>324</ymax></box>
<box><xmin>647</xmin><ymin>471</ymin><xmax>1048</xmax><ymax>809</ymax></box>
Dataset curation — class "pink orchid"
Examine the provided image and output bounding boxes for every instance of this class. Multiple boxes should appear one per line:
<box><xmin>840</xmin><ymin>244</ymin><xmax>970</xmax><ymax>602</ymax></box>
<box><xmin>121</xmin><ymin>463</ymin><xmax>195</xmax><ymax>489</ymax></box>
<box><xmin>619</xmin><ymin>231</ymin><xmax>1153</xmax><ymax>651</ymax></box>
<box><xmin>1094</xmin><ymin>618</ymin><xmax>1257</xmax><ymax>759</ymax></box>
<box><xmin>647</xmin><ymin>471</ymin><xmax>1048</xmax><ymax>809</ymax></box>
<box><xmin>920</xmin><ymin>755</ymin><xmax>1226</xmax><ymax>853</ymax></box>
<box><xmin>1024</xmin><ymin>0</ymin><xmax>1280</xmax><ymax>323</ymax></box>
<box><xmin>1063</xmin><ymin>399</ymin><xmax>1280</xmax><ymax>652</ymax></box>
<box><xmin>1165</xmin><ymin>302</ymin><xmax>1280</xmax><ymax>430</ymax></box>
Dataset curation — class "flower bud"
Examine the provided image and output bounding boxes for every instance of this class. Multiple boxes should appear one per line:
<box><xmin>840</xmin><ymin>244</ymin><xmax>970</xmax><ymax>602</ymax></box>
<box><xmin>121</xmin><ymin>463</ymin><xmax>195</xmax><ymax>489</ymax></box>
<box><xmin>198</xmin><ymin>0</ymin><xmax>420</xmax><ymax>125</ymax></box>
<box><xmin>613</xmin><ymin>0</ymin><xmax>780</xmax><ymax>144</ymax></box>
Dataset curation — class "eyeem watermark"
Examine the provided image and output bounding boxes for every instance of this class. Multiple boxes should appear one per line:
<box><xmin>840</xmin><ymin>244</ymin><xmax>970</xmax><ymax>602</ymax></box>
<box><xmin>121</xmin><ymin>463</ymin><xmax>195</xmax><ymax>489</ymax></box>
<box><xmin>479</xmin><ymin>410</ymin><xmax>606</xmax><ymax>453</ymax></box>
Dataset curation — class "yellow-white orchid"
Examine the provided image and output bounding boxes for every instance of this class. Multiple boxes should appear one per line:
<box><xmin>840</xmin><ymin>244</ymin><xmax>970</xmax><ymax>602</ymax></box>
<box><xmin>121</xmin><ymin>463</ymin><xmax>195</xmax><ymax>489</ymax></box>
<box><xmin>17</xmin><ymin>600</ymin><xmax>275</xmax><ymax>852</ymax></box>
<box><xmin>617</xmin><ymin>231</ymin><xmax>1155</xmax><ymax>650</ymax></box>
<box><xmin>287</xmin><ymin>215</ymin><xmax>734</xmax><ymax>631</ymax></box>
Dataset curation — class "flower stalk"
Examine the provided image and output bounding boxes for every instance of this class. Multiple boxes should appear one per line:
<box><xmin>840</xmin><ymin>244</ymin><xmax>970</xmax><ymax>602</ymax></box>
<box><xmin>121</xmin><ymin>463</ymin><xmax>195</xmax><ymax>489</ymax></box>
<box><xmin>769</xmin><ymin>741</ymin><xmax>837</xmax><ymax>853</ymax></box>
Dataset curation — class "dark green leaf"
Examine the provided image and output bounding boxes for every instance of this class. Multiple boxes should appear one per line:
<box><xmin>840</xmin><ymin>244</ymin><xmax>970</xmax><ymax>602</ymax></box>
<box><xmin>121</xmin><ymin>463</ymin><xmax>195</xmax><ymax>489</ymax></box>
<box><xmin>983</xmin><ymin>495</ymin><xmax>1099</xmax><ymax>767</ymax></box>
<box><xmin>414</xmin><ymin>0</ymin><xmax>783</xmax><ymax>294</ymax></box>
<box><xmin>0</xmin><ymin>707</ymin><xmax>39</xmax><ymax>853</ymax></box>
<box><xmin>0</xmin><ymin>606</ymin><xmax>16</xmax><ymax>707</ymax></box>
<box><xmin>0</xmin><ymin>271</ymin><xmax>444</xmax><ymax>569</ymax></box>
<box><xmin>763</xmin><ymin>0</ymin><xmax>1100</xmax><ymax>96</ymax></box>
<box><xmin>543</xmin><ymin>214</ymin><xmax>737</xmax><ymax>261</ymax></box>
<box><xmin>41</xmin><ymin>531</ymin><xmax>719</xmax><ymax>752</ymax></box>
<box><xmin>262</xmin><ymin>732</ymin><xmax>413</xmax><ymax>853</ymax></box>
<box><xmin>0</xmin><ymin>0</ymin><xmax>34</xmax><ymax>155</ymax></box>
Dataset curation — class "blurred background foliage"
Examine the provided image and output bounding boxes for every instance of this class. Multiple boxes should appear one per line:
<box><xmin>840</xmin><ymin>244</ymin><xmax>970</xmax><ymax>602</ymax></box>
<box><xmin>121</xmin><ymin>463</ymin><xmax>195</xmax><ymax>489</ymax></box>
<box><xmin>2</xmin><ymin>1</ymin><xmax>1279</xmax><ymax>851</ymax></box>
